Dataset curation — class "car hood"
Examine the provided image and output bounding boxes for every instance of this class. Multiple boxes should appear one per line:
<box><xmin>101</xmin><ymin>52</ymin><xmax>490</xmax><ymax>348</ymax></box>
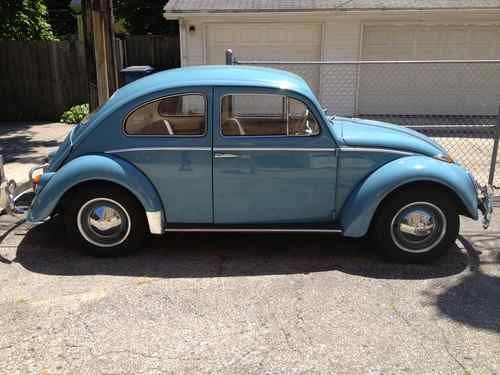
<box><xmin>334</xmin><ymin>117</ymin><xmax>447</xmax><ymax>157</ymax></box>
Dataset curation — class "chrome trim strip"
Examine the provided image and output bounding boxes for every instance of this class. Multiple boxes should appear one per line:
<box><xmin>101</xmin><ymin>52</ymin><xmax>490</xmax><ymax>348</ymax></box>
<box><xmin>106</xmin><ymin>147</ymin><xmax>211</xmax><ymax>153</ymax></box>
<box><xmin>165</xmin><ymin>228</ymin><xmax>342</xmax><ymax>233</ymax></box>
<box><xmin>146</xmin><ymin>211</ymin><xmax>163</xmax><ymax>235</ymax></box>
<box><xmin>340</xmin><ymin>147</ymin><xmax>415</xmax><ymax>156</ymax></box>
<box><xmin>213</xmin><ymin>147</ymin><xmax>336</xmax><ymax>152</ymax></box>
<box><xmin>107</xmin><ymin>147</ymin><xmax>336</xmax><ymax>153</ymax></box>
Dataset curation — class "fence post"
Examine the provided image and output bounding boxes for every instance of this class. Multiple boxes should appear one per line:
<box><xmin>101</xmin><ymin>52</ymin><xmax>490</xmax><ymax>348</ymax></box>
<box><xmin>488</xmin><ymin>104</ymin><xmax>500</xmax><ymax>186</ymax></box>
<box><xmin>225</xmin><ymin>49</ymin><xmax>234</xmax><ymax>65</ymax></box>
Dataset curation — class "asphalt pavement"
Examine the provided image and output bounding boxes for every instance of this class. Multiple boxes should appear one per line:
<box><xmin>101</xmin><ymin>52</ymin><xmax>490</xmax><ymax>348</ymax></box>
<box><xmin>0</xmin><ymin>213</ymin><xmax>498</xmax><ymax>374</ymax></box>
<box><xmin>1</xmin><ymin>122</ymin><xmax>499</xmax><ymax>374</ymax></box>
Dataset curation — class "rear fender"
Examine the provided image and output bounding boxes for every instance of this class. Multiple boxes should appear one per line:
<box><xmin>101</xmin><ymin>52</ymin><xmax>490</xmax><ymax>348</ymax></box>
<box><xmin>340</xmin><ymin>156</ymin><xmax>478</xmax><ymax>237</ymax></box>
<box><xmin>28</xmin><ymin>154</ymin><xmax>164</xmax><ymax>234</ymax></box>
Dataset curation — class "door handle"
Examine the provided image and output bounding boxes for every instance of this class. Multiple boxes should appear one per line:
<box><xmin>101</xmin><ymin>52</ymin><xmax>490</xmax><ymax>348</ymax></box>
<box><xmin>214</xmin><ymin>153</ymin><xmax>240</xmax><ymax>159</ymax></box>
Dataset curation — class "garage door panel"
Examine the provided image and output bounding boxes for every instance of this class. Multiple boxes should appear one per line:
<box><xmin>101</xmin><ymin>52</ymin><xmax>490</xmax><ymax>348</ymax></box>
<box><xmin>294</xmin><ymin>26</ymin><xmax>320</xmax><ymax>43</ymax></box>
<box><xmin>267</xmin><ymin>28</ymin><xmax>288</xmax><ymax>43</ymax></box>
<box><xmin>239</xmin><ymin>28</ymin><xmax>263</xmax><ymax>44</ymax></box>
<box><xmin>213</xmin><ymin>27</ymin><xmax>235</xmax><ymax>44</ymax></box>
<box><xmin>207</xmin><ymin>23</ymin><xmax>321</xmax><ymax>94</ymax></box>
<box><xmin>360</xmin><ymin>25</ymin><xmax>500</xmax><ymax>115</ymax></box>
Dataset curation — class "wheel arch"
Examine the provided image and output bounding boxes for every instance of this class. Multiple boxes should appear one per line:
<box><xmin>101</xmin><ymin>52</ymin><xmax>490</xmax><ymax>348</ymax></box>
<box><xmin>339</xmin><ymin>155</ymin><xmax>479</xmax><ymax>238</ymax></box>
<box><xmin>371</xmin><ymin>180</ymin><xmax>468</xmax><ymax>224</ymax></box>
<box><xmin>28</xmin><ymin>154</ymin><xmax>165</xmax><ymax>234</ymax></box>
<box><xmin>57</xmin><ymin>179</ymin><xmax>143</xmax><ymax>213</ymax></box>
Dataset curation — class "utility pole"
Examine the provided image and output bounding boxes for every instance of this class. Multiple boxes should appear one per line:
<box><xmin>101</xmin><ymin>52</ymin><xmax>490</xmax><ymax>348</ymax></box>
<box><xmin>82</xmin><ymin>0</ymin><xmax>119</xmax><ymax>111</ymax></box>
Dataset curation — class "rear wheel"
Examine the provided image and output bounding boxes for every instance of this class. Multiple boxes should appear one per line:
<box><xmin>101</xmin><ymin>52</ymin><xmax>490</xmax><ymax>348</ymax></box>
<box><xmin>372</xmin><ymin>188</ymin><xmax>460</xmax><ymax>263</ymax></box>
<box><xmin>64</xmin><ymin>185</ymin><xmax>147</xmax><ymax>257</ymax></box>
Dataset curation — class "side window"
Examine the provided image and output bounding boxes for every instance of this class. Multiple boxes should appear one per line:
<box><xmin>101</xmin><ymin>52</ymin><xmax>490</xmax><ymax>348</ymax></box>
<box><xmin>125</xmin><ymin>94</ymin><xmax>206</xmax><ymax>136</ymax></box>
<box><xmin>220</xmin><ymin>94</ymin><xmax>320</xmax><ymax>137</ymax></box>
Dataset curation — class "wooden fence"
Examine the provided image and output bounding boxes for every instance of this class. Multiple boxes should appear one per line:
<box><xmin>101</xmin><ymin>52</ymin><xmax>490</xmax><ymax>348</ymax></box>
<box><xmin>0</xmin><ymin>40</ymin><xmax>88</xmax><ymax>121</ymax></box>
<box><xmin>124</xmin><ymin>35</ymin><xmax>180</xmax><ymax>71</ymax></box>
<box><xmin>0</xmin><ymin>35</ymin><xmax>180</xmax><ymax>121</ymax></box>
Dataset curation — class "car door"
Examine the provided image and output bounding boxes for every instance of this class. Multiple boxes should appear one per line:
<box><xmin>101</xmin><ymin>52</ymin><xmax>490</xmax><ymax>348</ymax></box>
<box><xmin>212</xmin><ymin>87</ymin><xmax>338</xmax><ymax>224</ymax></box>
<box><xmin>118</xmin><ymin>88</ymin><xmax>213</xmax><ymax>223</ymax></box>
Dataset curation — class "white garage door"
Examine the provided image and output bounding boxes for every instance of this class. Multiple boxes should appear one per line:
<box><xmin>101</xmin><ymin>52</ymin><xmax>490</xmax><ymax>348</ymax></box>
<box><xmin>207</xmin><ymin>23</ymin><xmax>321</xmax><ymax>94</ymax></box>
<box><xmin>358</xmin><ymin>25</ymin><xmax>500</xmax><ymax>115</ymax></box>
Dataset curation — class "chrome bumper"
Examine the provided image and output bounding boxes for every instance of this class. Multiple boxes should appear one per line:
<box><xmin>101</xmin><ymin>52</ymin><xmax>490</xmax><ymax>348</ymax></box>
<box><xmin>0</xmin><ymin>179</ymin><xmax>17</xmax><ymax>214</ymax></box>
<box><xmin>0</xmin><ymin>155</ymin><xmax>17</xmax><ymax>214</ymax></box>
<box><xmin>0</xmin><ymin>158</ymin><xmax>46</xmax><ymax>215</ymax></box>
<box><xmin>477</xmin><ymin>184</ymin><xmax>493</xmax><ymax>229</ymax></box>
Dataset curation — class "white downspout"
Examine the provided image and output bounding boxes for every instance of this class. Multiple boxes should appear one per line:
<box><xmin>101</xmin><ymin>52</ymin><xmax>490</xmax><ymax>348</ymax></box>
<box><xmin>178</xmin><ymin>18</ymin><xmax>188</xmax><ymax>67</ymax></box>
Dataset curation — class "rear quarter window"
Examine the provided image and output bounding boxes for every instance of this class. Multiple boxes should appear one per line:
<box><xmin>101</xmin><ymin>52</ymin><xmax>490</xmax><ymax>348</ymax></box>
<box><xmin>124</xmin><ymin>94</ymin><xmax>206</xmax><ymax>136</ymax></box>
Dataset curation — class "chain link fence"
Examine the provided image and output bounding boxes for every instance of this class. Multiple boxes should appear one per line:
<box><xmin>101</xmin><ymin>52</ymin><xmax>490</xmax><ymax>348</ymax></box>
<box><xmin>226</xmin><ymin>51</ymin><xmax>500</xmax><ymax>190</ymax></box>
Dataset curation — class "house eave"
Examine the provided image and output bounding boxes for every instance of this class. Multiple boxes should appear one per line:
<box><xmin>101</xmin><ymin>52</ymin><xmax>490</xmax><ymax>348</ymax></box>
<box><xmin>164</xmin><ymin>7</ymin><xmax>500</xmax><ymax>20</ymax></box>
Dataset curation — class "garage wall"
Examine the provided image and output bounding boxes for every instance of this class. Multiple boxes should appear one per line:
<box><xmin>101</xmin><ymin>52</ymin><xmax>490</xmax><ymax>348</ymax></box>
<box><xmin>205</xmin><ymin>23</ymin><xmax>322</xmax><ymax>95</ymax></box>
<box><xmin>179</xmin><ymin>12</ymin><xmax>500</xmax><ymax>116</ymax></box>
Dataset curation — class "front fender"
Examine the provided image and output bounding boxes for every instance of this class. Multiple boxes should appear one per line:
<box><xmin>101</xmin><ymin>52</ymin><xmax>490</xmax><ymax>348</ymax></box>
<box><xmin>340</xmin><ymin>156</ymin><xmax>478</xmax><ymax>237</ymax></box>
<box><xmin>28</xmin><ymin>154</ymin><xmax>164</xmax><ymax>226</ymax></box>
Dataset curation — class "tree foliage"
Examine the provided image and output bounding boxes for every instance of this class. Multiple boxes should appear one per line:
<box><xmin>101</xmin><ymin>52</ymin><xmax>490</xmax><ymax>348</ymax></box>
<box><xmin>113</xmin><ymin>0</ymin><xmax>177</xmax><ymax>35</ymax></box>
<box><xmin>0</xmin><ymin>0</ymin><xmax>57</xmax><ymax>40</ymax></box>
<box><xmin>45</xmin><ymin>0</ymin><xmax>77</xmax><ymax>37</ymax></box>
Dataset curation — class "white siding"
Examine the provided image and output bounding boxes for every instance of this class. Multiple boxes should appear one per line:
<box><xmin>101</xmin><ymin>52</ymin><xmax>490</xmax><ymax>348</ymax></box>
<box><xmin>320</xmin><ymin>22</ymin><xmax>362</xmax><ymax>116</ymax></box>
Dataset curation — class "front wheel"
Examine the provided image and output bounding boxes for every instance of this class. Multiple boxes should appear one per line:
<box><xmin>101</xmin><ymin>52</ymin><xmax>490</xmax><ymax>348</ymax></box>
<box><xmin>372</xmin><ymin>188</ymin><xmax>460</xmax><ymax>263</ymax></box>
<box><xmin>64</xmin><ymin>185</ymin><xmax>147</xmax><ymax>257</ymax></box>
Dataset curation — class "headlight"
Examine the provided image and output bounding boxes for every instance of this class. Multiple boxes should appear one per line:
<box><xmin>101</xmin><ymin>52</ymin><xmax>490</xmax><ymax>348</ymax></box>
<box><xmin>434</xmin><ymin>154</ymin><xmax>455</xmax><ymax>164</ymax></box>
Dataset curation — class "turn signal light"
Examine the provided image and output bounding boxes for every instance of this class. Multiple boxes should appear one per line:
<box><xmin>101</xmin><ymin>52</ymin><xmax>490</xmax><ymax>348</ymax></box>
<box><xmin>32</xmin><ymin>174</ymin><xmax>42</xmax><ymax>185</ymax></box>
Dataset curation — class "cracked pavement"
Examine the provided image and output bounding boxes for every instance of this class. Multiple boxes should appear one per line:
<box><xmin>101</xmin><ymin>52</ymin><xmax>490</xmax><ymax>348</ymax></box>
<box><xmin>0</xmin><ymin>213</ymin><xmax>499</xmax><ymax>374</ymax></box>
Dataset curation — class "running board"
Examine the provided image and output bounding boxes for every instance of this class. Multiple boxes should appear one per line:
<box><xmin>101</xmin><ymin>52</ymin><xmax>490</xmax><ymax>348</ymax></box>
<box><xmin>164</xmin><ymin>224</ymin><xmax>343</xmax><ymax>234</ymax></box>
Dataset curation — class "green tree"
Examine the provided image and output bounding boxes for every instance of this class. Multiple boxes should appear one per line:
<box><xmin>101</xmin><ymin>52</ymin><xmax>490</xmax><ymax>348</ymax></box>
<box><xmin>45</xmin><ymin>0</ymin><xmax>77</xmax><ymax>37</ymax></box>
<box><xmin>0</xmin><ymin>0</ymin><xmax>57</xmax><ymax>40</ymax></box>
<box><xmin>113</xmin><ymin>0</ymin><xmax>177</xmax><ymax>35</ymax></box>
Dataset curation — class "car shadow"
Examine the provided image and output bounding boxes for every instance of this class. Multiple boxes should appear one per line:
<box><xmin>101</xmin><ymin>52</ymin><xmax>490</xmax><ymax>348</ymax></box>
<box><xmin>9</xmin><ymin>216</ymin><xmax>470</xmax><ymax>280</ymax></box>
<box><xmin>432</xmin><ymin>235</ymin><xmax>500</xmax><ymax>333</ymax></box>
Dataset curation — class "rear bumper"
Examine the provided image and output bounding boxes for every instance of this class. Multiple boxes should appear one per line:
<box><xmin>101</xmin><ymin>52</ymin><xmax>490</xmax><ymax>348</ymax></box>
<box><xmin>478</xmin><ymin>184</ymin><xmax>493</xmax><ymax>229</ymax></box>
<box><xmin>0</xmin><ymin>159</ymin><xmax>47</xmax><ymax>216</ymax></box>
<box><xmin>0</xmin><ymin>155</ymin><xmax>17</xmax><ymax>214</ymax></box>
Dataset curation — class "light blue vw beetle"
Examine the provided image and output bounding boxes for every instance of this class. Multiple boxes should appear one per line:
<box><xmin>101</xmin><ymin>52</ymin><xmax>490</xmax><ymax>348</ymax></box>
<box><xmin>16</xmin><ymin>66</ymin><xmax>492</xmax><ymax>262</ymax></box>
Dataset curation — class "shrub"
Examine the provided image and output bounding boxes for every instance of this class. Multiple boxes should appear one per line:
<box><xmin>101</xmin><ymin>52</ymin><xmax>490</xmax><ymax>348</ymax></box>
<box><xmin>60</xmin><ymin>103</ymin><xmax>89</xmax><ymax>124</ymax></box>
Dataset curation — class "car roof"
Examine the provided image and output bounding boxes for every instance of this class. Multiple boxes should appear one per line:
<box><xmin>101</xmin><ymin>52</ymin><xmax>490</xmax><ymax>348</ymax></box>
<box><xmin>112</xmin><ymin>65</ymin><xmax>317</xmax><ymax>103</ymax></box>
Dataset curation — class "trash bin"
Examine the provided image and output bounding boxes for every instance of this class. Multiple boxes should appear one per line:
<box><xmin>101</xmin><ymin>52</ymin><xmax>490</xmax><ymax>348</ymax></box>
<box><xmin>120</xmin><ymin>65</ymin><xmax>154</xmax><ymax>85</ymax></box>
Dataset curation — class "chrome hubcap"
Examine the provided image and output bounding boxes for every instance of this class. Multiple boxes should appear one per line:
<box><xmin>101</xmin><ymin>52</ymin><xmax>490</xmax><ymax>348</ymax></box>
<box><xmin>77</xmin><ymin>198</ymin><xmax>131</xmax><ymax>247</ymax></box>
<box><xmin>390</xmin><ymin>202</ymin><xmax>447</xmax><ymax>253</ymax></box>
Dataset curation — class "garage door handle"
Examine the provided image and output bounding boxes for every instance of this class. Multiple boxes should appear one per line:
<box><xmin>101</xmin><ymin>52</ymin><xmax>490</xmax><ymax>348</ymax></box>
<box><xmin>214</xmin><ymin>153</ymin><xmax>240</xmax><ymax>159</ymax></box>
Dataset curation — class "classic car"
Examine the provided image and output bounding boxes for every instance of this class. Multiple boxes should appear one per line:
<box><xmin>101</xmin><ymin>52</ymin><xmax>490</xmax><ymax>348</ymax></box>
<box><xmin>7</xmin><ymin>65</ymin><xmax>492</xmax><ymax>262</ymax></box>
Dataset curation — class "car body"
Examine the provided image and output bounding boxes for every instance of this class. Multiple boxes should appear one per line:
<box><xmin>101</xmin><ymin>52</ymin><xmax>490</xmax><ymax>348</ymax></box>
<box><xmin>14</xmin><ymin>65</ymin><xmax>492</xmax><ymax>261</ymax></box>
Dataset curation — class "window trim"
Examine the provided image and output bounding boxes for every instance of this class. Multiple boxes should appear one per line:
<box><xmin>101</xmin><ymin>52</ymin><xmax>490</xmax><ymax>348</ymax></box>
<box><xmin>219</xmin><ymin>93</ymin><xmax>321</xmax><ymax>138</ymax></box>
<box><xmin>123</xmin><ymin>93</ymin><xmax>208</xmax><ymax>138</ymax></box>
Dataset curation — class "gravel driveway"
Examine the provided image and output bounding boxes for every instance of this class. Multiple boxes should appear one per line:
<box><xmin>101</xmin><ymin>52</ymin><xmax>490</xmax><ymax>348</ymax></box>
<box><xmin>0</xmin><ymin>213</ymin><xmax>498</xmax><ymax>374</ymax></box>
